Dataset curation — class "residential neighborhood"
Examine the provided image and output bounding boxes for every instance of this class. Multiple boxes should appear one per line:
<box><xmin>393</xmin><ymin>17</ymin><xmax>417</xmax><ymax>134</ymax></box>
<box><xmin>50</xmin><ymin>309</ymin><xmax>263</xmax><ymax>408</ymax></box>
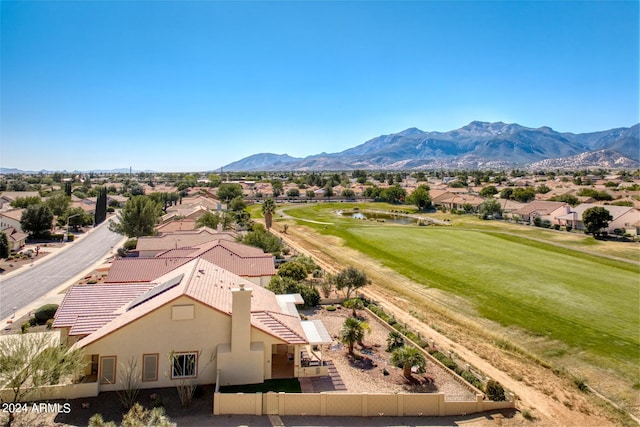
<box><xmin>0</xmin><ymin>168</ymin><xmax>638</xmax><ymax>425</ymax></box>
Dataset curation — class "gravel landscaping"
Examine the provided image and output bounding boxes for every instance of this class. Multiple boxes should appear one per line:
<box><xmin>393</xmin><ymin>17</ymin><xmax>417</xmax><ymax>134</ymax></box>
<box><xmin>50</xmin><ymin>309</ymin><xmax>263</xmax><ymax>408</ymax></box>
<box><xmin>301</xmin><ymin>305</ymin><xmax>477</xmax><ymax>399</ymax></box>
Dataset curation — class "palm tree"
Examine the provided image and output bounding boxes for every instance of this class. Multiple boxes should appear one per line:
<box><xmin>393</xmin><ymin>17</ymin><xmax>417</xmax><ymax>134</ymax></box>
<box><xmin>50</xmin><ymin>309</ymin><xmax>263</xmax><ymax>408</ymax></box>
<box><xmin>386</xmin><ymin>331</ymin><xmax>405</xmax><ymax>352</ymax></box>
<box><xmin>391</xmin><ymin>345</ymin><xmax>427</xmax><ymax>378</ymax></box>
<box><xmin>262</xmin><ymin>198</ymin><xmax>276</xmax><ymax>229</ymax></box>
<box><xmin>340</xmin><ymin>317</ymin><xmax>365</xmax><ymax>356</ymax></box>
<box><xmin>342</xmin><ymin>298</ymin><xmax>364</xmax><ymax>317</ymax></box>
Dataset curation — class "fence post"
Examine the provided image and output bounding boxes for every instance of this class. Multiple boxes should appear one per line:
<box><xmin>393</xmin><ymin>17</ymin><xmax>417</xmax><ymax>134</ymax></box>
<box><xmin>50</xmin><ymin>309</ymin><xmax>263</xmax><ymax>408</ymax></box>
<box><xmin>278</xmin><ymin>391</ymin><xmax>285</xmax><ymax>415</ymax></box>
<box><xmin>320</xmin><ymin>392</ymin><xmax>327</xmax><ymax>416</ymax></box>
<box><xmin>362</xmin><ymin>393</ymin><xmax>368</xmax><ymax>417</ymax></box>
<box><xmin>256</xmin><ymin>392</ymin><xmax>263</xmax><ymax>416</ymax></box>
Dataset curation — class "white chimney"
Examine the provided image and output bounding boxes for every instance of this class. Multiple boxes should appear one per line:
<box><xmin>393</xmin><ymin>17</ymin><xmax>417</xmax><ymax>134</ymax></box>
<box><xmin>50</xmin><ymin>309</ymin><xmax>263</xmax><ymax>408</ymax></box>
<box><xmin>231</xmin><ymin>283</ymin><xmax>252</xmax><ymax>353</ymax></box>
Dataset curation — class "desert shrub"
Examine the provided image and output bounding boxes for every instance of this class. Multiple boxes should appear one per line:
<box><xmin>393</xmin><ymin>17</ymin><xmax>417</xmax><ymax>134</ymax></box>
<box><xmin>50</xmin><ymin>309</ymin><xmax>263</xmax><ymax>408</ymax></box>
<box><xmin>298</xmin><ymin>284</ymin><xmax>320</xmax><ymax>308</ymax></box>
<box><xmin>46</xmin><ymin>319</ymin><xmax>54</xmax><ymax>330</ymax></box>
<box><xmin>325</xmin><ymin>305</ymin><xmax>337</xmax><ymax>311</ymax></box>
<box><xmin>461</xmin><ymin>370</ymin><xmax>483</xmax><ymax>389</ymax></box>
<box><xmin>87</xmin><ymin>279</ymin><xmax>98</xmax><ymax>284</ymax></box>
<box><xmin>21</xmin><ymin>323</ymin><xmax>30</xmax><ymax>333</ymax></box>
<box><xmin>432</xmin><ymin>351</ymin><xmax>458</xmax><ymax>371</ymax></box>
<box><xmin>521</xmin><ymin>408</ymin><xmax>535</xmax><ymax>420</ymax></box>
<box><xmin>35</xmin><ymin>304</ymin><xmax>59</xmax><ymax>324</ymax></box>
<box><xmin>123</xmin><ymin>239</ymin><xmax>138</xmax><ymax>251</ymax></box>
<box><xmin>573</xmin><ymin>376</ymin><xmax>589</xmax><ymax>392</ymax></box>
<box><xmin>486</xmin><ymin>379</ymin><xmax>507</xmax><ymax>401</ymax></box>
<box><xmin>405</xmin><ymin>332</ymin><xmax>428</xmax><ymax>348</ymax></box>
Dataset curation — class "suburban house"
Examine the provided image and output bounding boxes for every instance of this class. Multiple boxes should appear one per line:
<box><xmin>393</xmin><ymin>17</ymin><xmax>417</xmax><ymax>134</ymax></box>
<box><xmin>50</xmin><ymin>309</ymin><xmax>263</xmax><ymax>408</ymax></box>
<box><xmin>135</xmin><ymin>228</ymin><xmax>237</xmax><ymax>257</ymax></box>
<box><xmin>0</xmin><ymin>209</ymin><xmax>24</xmax><ymax>232</ymax></box>
<box><xmin>497</xmin><ymin>199</ymin><xmax>525</xmax><ymax>218</ymax></box>
<box><xmin>513</xmin><ymin>200</ymin><xmax>567</xmax><ymax>223</ymax></box>
<box><xmin>431</xmin><ymin>191</ymin><xmax>485</xmax><ymax>212</ymax></box>
<box><xmin>0</xmin><ymin>191</ymin><xmax>41</xmax><ymax>210</ymax></box>
<box><xmin>1</xmin><ymin>227</ymin><xmax>28</xmax><ymax>251</ymax></box>
<box><xmin>53</xmin><ymin>259</ymin><xmax>331</xmax><ymax>391</ymax></box>
<box><xmin>555</xmin><ymin>204</ymin><xmax>640</xmax><ymax>235</ymax></box>
<box><xmin>160</xmin><ymin>206</ymin><xmax>210</xmax><ymax>223</ymax></box>
<box><xmin>106</xmin><ymin>239</ymin><xmax>276</xmax><ymax>286</ymax></box>
<box><xmin>156</xmin><ymin>219</ymin><xmax>197</xmax><ymax>234</ymax></box>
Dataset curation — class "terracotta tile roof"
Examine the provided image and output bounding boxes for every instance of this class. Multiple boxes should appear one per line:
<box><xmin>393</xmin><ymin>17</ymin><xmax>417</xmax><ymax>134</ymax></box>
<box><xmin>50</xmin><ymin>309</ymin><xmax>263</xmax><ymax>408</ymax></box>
<box><xmin>156</xmin><ymin>219</ymin><xmax>197</xmax><ymax>234</ymax></box>
<box><xmin>0</xmin><ymin>192</ymin><xmax>40</xmax><ymax>201</ymax></box>
<box><xmin>135</xmin><ymin>230</ymin><xmax>237</xmax><ymax>253</ymax></box>
<box><xmin>53</xmin><ymin>283</ymin><xmax>155</xmax><ymax>332</ymax></box>
<box><xmin>1</xmin><ymin>227</ymin><xmax>28</xmax><ymax>243</ymax></box>
<box><xmin>69</xmin><ymin>314</ymin><xmax>120</xmax><ymax>336</ymax></box>
<box><xmin>252</xmin><ymin>311</ymin><xmax>307</xmax><ymax>344</ymax></box>
<box><xmin>105</xmin><ymin>258</ymin><xmax>191</xmax><ymax>283</ymax></box>
<box><xmin>74</xmin><ymin>259</ymin><xmax>309</xmax><ymax>348</ymax></box>
<box><xmin>514</xmin><ymin>201</ymin><xmax>567</xmax><ymax>216</ymax></box>
<box><xmin>106</xmin><ymin>240</ymin><xmax>275</xmax><ymax>282</ymax></box>
<box><xmin>0</xmin><ymin>209</ymin><xmax>24</xmax><ymax>221</ymax></box>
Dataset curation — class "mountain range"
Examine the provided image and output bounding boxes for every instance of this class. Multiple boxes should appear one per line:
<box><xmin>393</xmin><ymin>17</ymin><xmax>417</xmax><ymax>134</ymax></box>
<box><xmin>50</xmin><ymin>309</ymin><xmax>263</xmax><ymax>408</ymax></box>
<box><xmin>223</xmin><ymin>121</ymin><xmax>640</xmax><ymax>171</ymax></box>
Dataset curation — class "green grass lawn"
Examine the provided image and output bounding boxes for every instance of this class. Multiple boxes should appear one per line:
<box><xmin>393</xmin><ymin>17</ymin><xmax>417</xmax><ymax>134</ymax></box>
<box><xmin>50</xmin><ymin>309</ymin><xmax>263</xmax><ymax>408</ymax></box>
<box><xmin>283</xmin><ymin>203</ymin><xmax>640</xmax><ymax>369</ymax></box>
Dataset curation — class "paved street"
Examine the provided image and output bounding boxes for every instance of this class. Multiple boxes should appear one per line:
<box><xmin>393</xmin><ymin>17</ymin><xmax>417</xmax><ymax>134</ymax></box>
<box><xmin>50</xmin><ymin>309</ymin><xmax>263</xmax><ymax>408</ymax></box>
<box><xmin>0</xmin><ymin>223</ymin><xmax>124</xmax><ymax>320</ymax></box>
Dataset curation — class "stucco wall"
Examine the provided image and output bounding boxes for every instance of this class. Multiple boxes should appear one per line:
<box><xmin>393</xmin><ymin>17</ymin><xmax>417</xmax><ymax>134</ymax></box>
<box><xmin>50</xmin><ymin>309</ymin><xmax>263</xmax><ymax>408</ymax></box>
<box><xmin>214</xmin><ymin>392</ymin><xmax>515</xmax><ymax>417</ymax></box>
<box><xmin>0</xmin><ymin>382</ymin><xmax>99</xmax><ymax>402</ymax></box>
<box><xmin>81</xmin><ymin>295</ymin><xmax>287</xmax><ymax>391</ymax></box>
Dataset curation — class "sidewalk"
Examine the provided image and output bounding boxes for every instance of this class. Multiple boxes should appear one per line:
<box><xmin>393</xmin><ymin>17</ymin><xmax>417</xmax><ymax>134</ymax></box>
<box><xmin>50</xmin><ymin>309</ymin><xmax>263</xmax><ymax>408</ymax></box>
<box><xmin>1</xmin><ymin>219</ymin><xmax>127</xmax><ymax>327</ymax></box>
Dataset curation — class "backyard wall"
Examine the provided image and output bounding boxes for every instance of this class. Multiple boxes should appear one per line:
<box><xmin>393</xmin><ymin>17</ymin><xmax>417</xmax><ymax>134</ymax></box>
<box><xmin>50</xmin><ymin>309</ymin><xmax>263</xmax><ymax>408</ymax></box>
<box><xmin>214</xmin><ymin>391</ymin><xmax>515</xmax><ymax>416</ymax></box>
<box><xmin>0</xmin><ymin>381</ymin><xmax>99</xmax><ymax>402</ymax></box>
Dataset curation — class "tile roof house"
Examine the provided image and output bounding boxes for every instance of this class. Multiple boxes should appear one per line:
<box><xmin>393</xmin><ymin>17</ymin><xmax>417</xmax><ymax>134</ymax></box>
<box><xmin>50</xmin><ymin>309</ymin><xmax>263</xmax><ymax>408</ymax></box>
<box><xmin>135</xmin><ymin>228</ymin><xmax>237</xmax><ymax>257</ymax></box>
<box><xmin>1</xmin><ymin>227</ymin><xmax>28</xmax><ymax>251</ymax></box>
<box><xmin>106</xmin><ymin>239</ymin><xmax>276</xmax><ymax>286</ymax></box>
<box><xmin>555</xmin><ymin>204</ymin><xmax>640</xmax><ymax>235</ymax></box>
<box><xmin>513</xmin><ymin>201</ymin><xmax>567</xmax><ymax>222</ymax></box>
<box><xmin>0</xmin><ymin>209</ymin><xmax>24</xmax><ymax>232</ymax></box>
<box><xmin>432</xmin><ymin>191</ymin><xmax>485</xmax><ymax>212</ymax></box>
<box><xmin>156</xmin><ymin>219</ymin><xmax>197</xmax><ymax>234</ymax></box>
<box><xmin>0</xmin><ymin>192</ymin><xmax>41</xmax><ymax>210</ymax></box>
<box><xmin>54</xmin><ymin>259</ymin><xmax>331</xmax><ymax>390</ymax></box>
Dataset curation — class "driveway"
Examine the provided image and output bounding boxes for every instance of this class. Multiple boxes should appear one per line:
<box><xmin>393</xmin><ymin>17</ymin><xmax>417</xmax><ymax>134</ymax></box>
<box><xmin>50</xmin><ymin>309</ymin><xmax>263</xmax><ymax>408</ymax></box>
<box><xmin>0</xmin><ymin>222</ymin><xmax>124</xmax><ymax>320</ymax></box>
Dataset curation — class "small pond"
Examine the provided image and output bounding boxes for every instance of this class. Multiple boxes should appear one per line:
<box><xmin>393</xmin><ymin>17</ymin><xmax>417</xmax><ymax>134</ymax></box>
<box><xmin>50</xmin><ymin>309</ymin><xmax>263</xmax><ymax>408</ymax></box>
<box><xmin>338</xmin><ymin>210</ymin><xmax>419</xmax><ymax>225</ymax></box>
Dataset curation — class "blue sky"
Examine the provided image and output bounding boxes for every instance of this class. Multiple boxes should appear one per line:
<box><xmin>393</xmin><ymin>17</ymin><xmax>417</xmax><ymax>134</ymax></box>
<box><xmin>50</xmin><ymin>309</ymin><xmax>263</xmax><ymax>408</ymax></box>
<box><xmin>1</xmin><ymin>1</ymin><xmax>638</xmax><ymax>172</ymax></box>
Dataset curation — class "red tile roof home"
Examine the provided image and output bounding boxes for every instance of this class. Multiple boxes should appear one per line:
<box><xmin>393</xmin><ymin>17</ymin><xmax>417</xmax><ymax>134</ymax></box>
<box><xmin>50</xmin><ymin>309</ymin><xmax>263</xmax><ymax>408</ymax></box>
<box><xmin>106</xmin><ymin>239</ymin><xmax>275</xmax><ymax>283</ymax></box>
<box><xmin>156</xmin><ymin>219</ymin><xmax>197</xmax><ymax>234</ymax></box>
<box><xmin>71</xmin><ymin>259</ymin><xmax>308</xmax><ymax>348</ymax></box>
<box><xmin>104</xmin><ymin>258</ymin><xmax>192</xmax><ymax>283</ymax></box>
<box><xmin>53</xmin><ymin>283</ymin><xmax>156</xmax><ymax>336</ymax></box>
<box><xmin>514</xmin><ymin>201</ymin><xmax>567</xmax><ymax>221</ymax></box>
<box><xmin>135</xmin><ymin>229</ymin><xmax>237</xmax><ymax>256</ymax></box>
<box><xmin>1</xmin><ymin>227</ymin><xmax>28</xmax><ymax>250</ymax></box>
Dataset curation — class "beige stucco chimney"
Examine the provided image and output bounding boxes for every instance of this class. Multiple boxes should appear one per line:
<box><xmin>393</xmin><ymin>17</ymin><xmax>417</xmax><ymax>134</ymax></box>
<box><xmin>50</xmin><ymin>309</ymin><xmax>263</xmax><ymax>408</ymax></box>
<box><xmin>231</xmin><ymin>283</ymin><xmax>251</xmax><ymax>353</ymax></box>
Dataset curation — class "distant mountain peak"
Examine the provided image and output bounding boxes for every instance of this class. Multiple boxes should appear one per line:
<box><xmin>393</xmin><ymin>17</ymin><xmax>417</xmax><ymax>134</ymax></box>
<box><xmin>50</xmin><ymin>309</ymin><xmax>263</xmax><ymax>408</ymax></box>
<box><xmin>397</xmin><ymin>127</ymin><xmax>425</xmax><ymax>136</ymax></box>
<box><xmin>221</xmin><ymin>121</ymin><xmax>639</xmax><ymax>171</ymax></box>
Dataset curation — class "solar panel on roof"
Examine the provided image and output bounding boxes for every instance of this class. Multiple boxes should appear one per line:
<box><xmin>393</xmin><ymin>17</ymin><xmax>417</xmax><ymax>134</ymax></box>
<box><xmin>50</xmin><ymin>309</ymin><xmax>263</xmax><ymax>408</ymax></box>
<box><xmin>127</xmin><ymin>274</ymin><xmax>184</xmax><ymax>311</ymax></box>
